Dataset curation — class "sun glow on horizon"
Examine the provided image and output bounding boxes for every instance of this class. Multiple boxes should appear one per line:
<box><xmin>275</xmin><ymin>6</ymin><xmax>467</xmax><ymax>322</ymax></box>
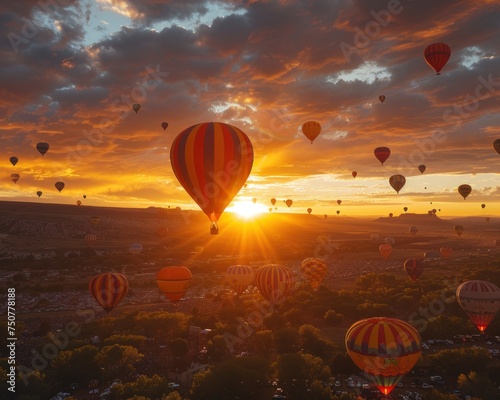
<box><xmin>227</xmin><ymin>201</ymin><xmax>268</xmax><ymax>219</ymax></box>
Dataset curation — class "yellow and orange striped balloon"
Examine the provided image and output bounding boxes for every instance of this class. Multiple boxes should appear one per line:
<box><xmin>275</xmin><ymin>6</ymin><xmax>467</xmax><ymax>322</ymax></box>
<box><xmin>346</xmin><ymin>317</ymin><xmax>421</xmax><ymax>396</ymax></box>
<box><xmin>300</xmin><ymin>258</ymin><xmax>327</xmax><ymax>290</ymax></box>
<box><xmin>156</xmin><ymin>266</ymin><xmax>192</xmax><ymax>303</ymax></box>
<box><xmin>89</xmin><ymin>273</ymin><xmax>129</xmax><ymax>312</ymax></box>
<box><xmin>225</xmin><ymin>265</ymin><xmax>254</xmax><ymax>296</ymax></box>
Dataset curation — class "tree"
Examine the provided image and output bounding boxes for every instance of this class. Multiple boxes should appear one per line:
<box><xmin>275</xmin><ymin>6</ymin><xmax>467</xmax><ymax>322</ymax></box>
<box><xmin>51</xmin><ymin>345</ymin><xmax>99</xmax><ymax>385</ymax></box>
<box><xmin>298</xmin><ymin>324</ymin><xmax>335</xmax><ymax>360</ymax></box>
<box><xmin>253</xmin><ymin>330</ymin><xmax>274</xmax><ymax>355</ymax></box>
<box><xmin>324</xmin><ymin>310</ymin><xmax>344</xmax><ymax>325</ymax></box>
<box><xmin>169</xmin><ymin>338</ymin><xmax>188</xmax><ymax>358</ymax></box>
<box><xmin>457</xmin><ymin>371</ymin><xmax>499</xmax><ymax>399</ymax></box>
<box><xmin>273</xmin><ymin>328</ymin><xmax>300</xmax><ymax>354</ymax></box>
<box><xmin>427</xmin><ymin>348</ymin><xmax>492</xmax><ymax>376</ymax></box>
<box><xmin>95</xmin><ymin>344</ymin><xmax>144</xmax><ymax>382</ymax></box>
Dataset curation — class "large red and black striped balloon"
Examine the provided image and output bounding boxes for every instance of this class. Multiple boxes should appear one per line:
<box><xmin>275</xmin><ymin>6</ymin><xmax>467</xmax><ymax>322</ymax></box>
<box><xmin>89</xmin><ymin>273</ymin><xmax>129</xmax><ymax>312</ymax></box>
<box><xmin>374</xmin><ymin>147</ymin><xmax>391</xmax><ymax>165</ymax></box>
<box><xmin>404</xmin><ymin>259</ymin><xmax>424</xmax><ymax>283</ymax></box>
<box><xmin>424</xmin><ymin>43</ymin><xmax>451</xmax><ymax>75</ymax></box>
<box><xmin>170</xmin><ymin>122</ymin><xmax>254</xmax><ymax>223</ymax></box>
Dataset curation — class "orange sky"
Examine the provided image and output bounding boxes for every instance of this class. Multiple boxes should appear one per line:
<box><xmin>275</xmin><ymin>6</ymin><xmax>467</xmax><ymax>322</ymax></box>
<box><xmin>1</xmin><ymin>0</ymin><xmax>499</xmax><ymax>217</ymax></box>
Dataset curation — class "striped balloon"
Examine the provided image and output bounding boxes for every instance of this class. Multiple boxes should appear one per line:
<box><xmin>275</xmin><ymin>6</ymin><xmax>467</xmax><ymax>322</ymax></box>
<box><xmin>170</xmin><ymin>122</ymin><xmax>254</xmax><ymax>230</ymax></box>
<box><xmin>389</xmin><ymin>174</ymin><xmax>406</xmax><ymax>194</ymax></box>
<box><xmin>456</xmin><ymin>280</ymin><xmax>500</xmax><ymax>333</ymax></box>
<box><xmin>404</xmin><ymin>259</ymin><xmax>424</xmax><ymax>282</ymax></box>
<box><xmin>225</xmin><ymin>265</ymin><xmax>254</xmax><ymax>295</ymax></box>
<box><xmin>440</xmin><ymin>247</ymin><xmax>452</xmax><ymax>258</ymax></box>
<box><xmin>85</xmin><ymin>234</ymin><xmax>97</xmax><ymax>247</ymax></box>
<box><xmin>300</xmin><ymin>258</ymin><xmax>327</xmax><ymax>290</ymax></box>
<box><xmin>424</xmin><ymin>43</ymin><xmax>451</xmax><ymax>75</ymax></box>
<box><xmin>254</xmin><ymin>264</ymin><xmax>295</xmax><ymax>307</ymax></box>
<box><xmin>346</xmin><ymin>317</ymin><xmax>421</xmax><ymax>396</ymax></box>
<box><xmin>89</xmin><ymin>273</ymin><xmax>129</xmax><ymax>312</ymax></box>
<box><xmin>157</xmin><ymin>266</ymin><xmax>192</xmax><ymax>303</ymax></box>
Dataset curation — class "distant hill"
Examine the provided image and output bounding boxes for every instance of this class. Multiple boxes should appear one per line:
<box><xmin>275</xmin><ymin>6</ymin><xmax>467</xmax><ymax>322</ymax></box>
<box><xmin>373</xmin><ymin>213</ymin><xmax>452</xmax><ymax>226</ymax></box>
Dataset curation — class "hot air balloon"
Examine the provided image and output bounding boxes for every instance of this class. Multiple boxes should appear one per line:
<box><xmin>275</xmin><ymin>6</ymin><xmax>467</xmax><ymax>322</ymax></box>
<box><xmin>336</xmin><ymin>210</ymin><xmax>340</xmax><ymax>215</ymax></box>
<box><xmin>389</xmin><ymin>213</ymin><xmax>393</xmax><ymax>218</ymax></box>
<box><xmin>346</xmin><ymin>317</ymin><xmax>422</xmax><ymax>396</ymax></box>
<box><xmin>456</xmin><ymin>280</ymin><xmax>500</xmax><ymax>333</ymax></box>
<box><xmin>55</xmin><ymin>182</ymin><xmax>65</xmax><ymax>192</ymax></box>
<box><xmin>374</xmin><ymin>147</ymin><xmax>391</xmax><ymax>165</ymax></box>
<box><xmin>409</xmin><ymin>226</ymin><xmax>418</xmax><ymax>236</ymax></box>
<box><xmin>157</xmin><ymin>266</ymin><xmax>192</xmax><ymax>303</ymax></box>
<box><xmin>494</xmin><ymin>139</ymin><xmax>500</xmax><ymax>155</ymax></box>
<box><xmin>424</xmin><ymin>43</ymin><xmax>451</xmax><ymax>75</ymax></box>
<box><xmin>36</xmin><ymin>142</ymin><xmax>49</xmax><ymax>156</ymax></box>
<box><xmin>89</xmin><ymin>273</ymin><xmax>129</xmax><ymax>312</ymax></box>
<box><xmin>379</xmin><ymin>244</ymin><xmax>392</xmax><ymax>259</ymax></box>
<box><xmin>254</xmin><ymin>264</ymin><xmax>295</xmax><ymax>308</ymax></box>
<box><xmin>403</xmin><ymin>207</ymin><xmax>408</xmax><ymax>212</ymax></box>
<box><xmin>481</xmin><ymin>204</ymin><xmax>486</xmax><ymax>209</ymax></box>
<box><xmin>389</xmin><ymin>175</ymin><xmax>406</xmax><ymax>194</ymax></box>
<box><xmin>300</xmin><ymin>258</ymin><xmax>327</xmax><ymax>291</ymax></box>
<box><xmin>225</xmin><ymin>265</ymin><xmax>254</xmax><ymax>296</ymax></box>
<box><xmin>36</xmin><ymin>191</ymin><xmax>42</xmax><ymax>198</ymax></box>
<box><xmin>10</xmin><ymin>156</ymin><xmax>18</xmax><ymax>166</ymax></box>
<box><xmin>440</xmin><ymin>247</ymin><xmax>452</xmax><ymax>258</ymax></box>
<box><xmin>76</xmin><ymin>200</ymin><xmax>82</xmax><ymax>206</ymax></box>
<box><xmin>337</xmin><ymin>200</ymin><xmax>342</xmax><ymax>205</ymax></box>
<box><xmin>418</xmin><ymin>165</ymin><xmax>426</xmax><ymax>174</ymax></box>
<box><xmin>301</xmin><ymin>121</ymin><xmax>321</xmax><ymax>144</ymax></box>
<box><xmin>285</xmin><ymin>199</ymin><xmax>293</xmax><ymax>208</ymax></box>
<box><xmin>132</xmin><ymin>103</ymin><xmax>141</xmax><ymax>113</ymax></box>
<box><xmin>10</xmin><ymin>173</ymin><xmax>20</xmax><ymax>183</ymax></box>
<box><xmin>458</xmin><ymin>184</ymin><xmax>471</xmax><ymax>200</ymax></box>
<box><xmin>385</xmin><ymin>236</ymin><xmax>395</xmax><ymax>245</ymax></box>
<box><xmin>307</xmin><ymin>208</ymin><xmax>312</xmax><ymax>215</ymax></box>
<box><xmin>268</xmin><ymin>207</ymin><xmax>272</xmax><ymax>212</ymax></box>
<box><xmin>83</xmin><ymin>195</ymin><xmax>87</xmax><ymax>199</ymax></box>
<box><xmin>324</xmin><ymin>214</ymin><xmax>327</xmax><ymax>219</ymax></box>
<box><xmin>252</xmin><ymin>198</ymin><xmax>257</xmax><ymax>204</ymax></box>
<box><xmin>371</xmin><ymin>233</ymin><xmax>379</xmax><ymax>242</ymax></box>
<box><xmin>129</xmin><ymin>242</ymin><xmax>143</xmax><ymax>255</ymax></box>
<box><xmin>379</xmin><ymin>95</ymin><xmax>386</xmax><ymax>103</ymax></box>
<box><xmin>161</xmin><ymin>122</ymin><xmax>168</xmax><ymax>130</ymax></box>
<box><xmin>170</xmin><ymin>122</ymin><xmax>253</xmax><ymax>234</ymax></box>
<box><xmin>270</xmin><ymin>198</ymin><xmax>276</xmax><ymax>206</ymax></box>
<box><xmin>89</xmin><ymin>216</ymin><xmax>100</xmax><ymax>227</ymax></box>
<box><xmin>404</xmin><ymin>259</ymin><xmax>424</xmax><ymax>283</ymax></box>
<box><xmin>453</xmin><ymin>225</ymin><xmax>464</xmax><ymax>237</ymax></box>
<box><xmin>85</xmin><ymin>234</ymin><xmax>97</xmax><ymax>247</ymax></box>
<box><xmin>352</xmin><ymin>171</ymin><xmax>357</xmax><ymax>178</ymax></box>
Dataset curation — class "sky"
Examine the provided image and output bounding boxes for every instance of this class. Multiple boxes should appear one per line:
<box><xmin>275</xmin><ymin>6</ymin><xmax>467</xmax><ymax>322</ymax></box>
<box><xmin>1</xmin><ymin>0</ymin><xmax>499</xmax><ymax>217</ymax></box>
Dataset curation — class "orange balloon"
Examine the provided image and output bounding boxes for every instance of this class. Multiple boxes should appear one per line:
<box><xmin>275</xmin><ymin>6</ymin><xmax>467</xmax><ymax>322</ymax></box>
<box><xmin>301</xmin><ymin>121</ymin><xmax>321</xmax><ymax>143</ymax></box>
<box><xmin>157</xmin><ymin>267</ymin><xmax>192</xmax><ymax>303</ymax></box>
<box><xmin>379</xmin><ymin>244</ymin><xmax>392</xmax><ymax>259</ymax></box>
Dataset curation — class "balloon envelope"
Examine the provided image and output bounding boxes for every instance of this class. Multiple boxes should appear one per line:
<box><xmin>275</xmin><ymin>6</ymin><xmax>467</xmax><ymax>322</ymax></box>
<box><xmin>440</xmin><ymin>247</ymin><xmax>452</xmax><ymax>258</ymax></box>
<box><xmin>285</xmin><ymin>199</ymin><xmax>293</xmax><ymax>208</ymax></box>
<box><xmin>55</xmin><ymin>182</ymin><xmax>65</xmax><ymax>192</ymax></box>
<box><xmin>10</xmin><ymin>156</ymin><xmax>18</xmax><ymax>166</ymax></box>
<box><xmin>10</xmin><ymin>173</ymin><xmax>20</xmax><ymax>183</ymax></box>
<box><xmin>225</xmin><ymin>265</ymin><xmax>254</xmax><ymax>296</ymax></box>
<box><xmin>307</xmin><ymin>208</ymin><xmax>312</xmax><ymax>214</ymax></box>
<box><xmin>456</xmin><ymin>280</ymin><xmax>500</xmax><ymax>333</ymax></box>
<box><xmin>493</xmin><ymin>139</ymin><xmax>500</xmax><ymax>155</ymax></box>
<box><xmin>129</xmin><ymin>243</ymin><xmax>143</xmax><ymax>255</ymax></box>
<box><xmin>301</xmin><ymin>121</ymin><xmax>321</xmax><ymax>143</ymax></box>
<box><xmin>345</xmin><ymin>317</ymin><xmax>422</xmax><ymax>395</ymax></box>
<box><xmin>404</xmin><ymin>259</ymin><xmax>424</xmax><ymax>282</ymax></box>
<box><xmin>85</xmin><ymin>234</ymin><xmax>97</xmax><ymax>246</ymax></box>
<box><xmin>409</xmin><ymin>226</ymin><xmax>418</xmax><ymax>235</ymax></box>
<box><xmin>170</xmin><ymin>122</ymin><xmax>253</xmax><ymax>233</ymax></box>
<box><xmin>270</xmin><ymin>198</ymin><xmax>276</xmax><ymax>206</ymax></box>
<box><xmin>132</xmin><ymin>103</ymin><xmax>141</xmax><ymax>113</ymax></box>
<box><xmin>161</xmin><ymin>122</ymin><xmax>168</xmax><ymax>130</ymax></box>
<box><xmin>379</xmin><ymin>95</ymin><xmax>386</xmax><ymax>103</ymax></box>
<box><xmin>389</xmin><ymin>175</ymin><xmax>406</xmax><ymax>193</ymax></box>
<box><xmin>89</xmin><ymin>273</ymin><xmax>129</xmax><ymax>312</ymax></box>
<box><xmin>36</xmin><ymin>191</ymin><xmax>42</xmax><ymax>198</ymax></box>
<box><xmin>424</xmin><ymin>43</ymin><xmax>451</xmax><ymax>75</ymax></box>
<box><xmin>379</xmin><ymin>244</ymin><xmax>392</xmax><ymax>259</ymax></box>
<box><xmin>254</xmin><ymin>264</ymin><xmax>295</xmax><ymax>307</ymax></box>
<box><xmin>458</xmin><ymin>184</ymin><xmax>471</xmax><ymax>200</ymax></box>
<box><xmin>301</xmin><ymin>258</ymin><xmax>327</xmax><ymax>291</ymax></box>
<box><xmin>481</xmin><ymin>204</ymin><xmax>486</xmax><ymax>209</ymax></box>
<box><xmin>252</xmin><ymin>198</ymin><xmax>257</xmax><ymax>204</ymax></box>
<box><xmin>418</xmin><ymin>165</ymin><xmax>426</xmax><ymax>174</ymax></box>
<box><xmin>374</xmin><ymin>147</ymin><xmax>391</xmax><ymax>164</ymax></box>
<box><xmin>156</xmin><ymin>266</ymin><xmax>192</xmax><ymax>303</ymax></box>
<box><xmin>352</xmin><ymin>171</ymin><xmax>357</xmax><ymax>178</ymax></box>
<box><xmin>36</xmin><ymin>142</ymin><xmax>49</xmax><ymax>156</ymax></box>
<box><xmin>453</xmin><ymin>225</ymin><xmax>464</xmax><ymax>236</ymax></box>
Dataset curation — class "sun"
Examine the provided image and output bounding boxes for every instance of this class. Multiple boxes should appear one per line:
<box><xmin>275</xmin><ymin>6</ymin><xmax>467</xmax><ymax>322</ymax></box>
<box><xmin>228</xmin><ymin>200</ymin><xmax>267</xmax><ymax>219</ymax></box>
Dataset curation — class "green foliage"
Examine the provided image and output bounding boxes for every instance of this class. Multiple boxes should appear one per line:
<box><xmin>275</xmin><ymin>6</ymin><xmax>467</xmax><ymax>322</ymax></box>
<box><xmin>457</xmin><ymin>371</ymin><xmax>500</xmax><ymax>399</ymax></box>
<box><xmin>110</xmin><ymin>374</ymin><xmax>171</xmax><ymax>400</ymax></box>
<box><xmin>427</xmin><ymin>348</ymin><xmax>492</xmax><ymax>376</ymax></box>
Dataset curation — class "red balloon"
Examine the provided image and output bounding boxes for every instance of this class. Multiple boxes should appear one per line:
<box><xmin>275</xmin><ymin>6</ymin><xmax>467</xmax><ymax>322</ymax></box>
<box><xmin>404</xmin><ymin>259</ymin><xmax>424</xmax><ymax>282</ymax></box>
<box><xmin>424</xmin><ymin>43</ymin><xmax>451</xmax><ymax>75</ymax></box>
<box><xmin>89</xmin><ymin>273</ymin><xmax>129</xmax><ymax>312</ymax></box>
<box><xmin>374</xmin><ymin>147</ymin><xmax>391</xmax><ymax>165</ymax></box>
